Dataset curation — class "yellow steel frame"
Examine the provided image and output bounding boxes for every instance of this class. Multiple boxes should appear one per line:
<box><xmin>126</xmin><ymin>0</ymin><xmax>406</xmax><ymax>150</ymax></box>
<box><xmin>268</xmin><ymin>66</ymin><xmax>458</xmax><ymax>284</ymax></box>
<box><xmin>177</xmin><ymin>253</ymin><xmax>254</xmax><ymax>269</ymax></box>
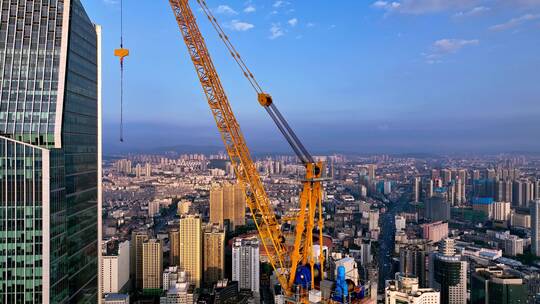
<box><xmin>169</xmin><ymin>0</ymin><xmax>325</xmax><ymax>298</ymax></box>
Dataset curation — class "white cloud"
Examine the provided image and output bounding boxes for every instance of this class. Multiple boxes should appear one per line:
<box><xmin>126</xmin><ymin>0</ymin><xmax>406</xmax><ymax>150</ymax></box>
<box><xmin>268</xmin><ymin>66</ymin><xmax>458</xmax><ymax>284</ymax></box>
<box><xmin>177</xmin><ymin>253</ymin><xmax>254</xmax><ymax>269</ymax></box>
<box><xmin>244</xmin><ymin>5</ymin><xmax>256</xmax><ymax>13</ymax></box>
<box><xmin>273</xmin><ymin>0</ymin><xmax>290</xmax><ymax>8</ymax></box>
<box><xmin>433</xmin><ymin>38</ymin><xmax>479</xmax><ymax>53</ymax></box>
<box><xmin>490</xmin><ymin>14</ymin><xmax>540</xmax><ymax>31</ymax></box>
<box><xmin>224</xmin><ymin>20</ymin><xmax>255</xmax><ymax>31</ymax></box>
<box><xmin>215</xmin><ymin>5</ymin><xmax>238</xmax><ymax>15</ymax></box>
<box><xmin>371</xmin><ymin>0</ymin><xmax>482</xmax><ymax>15</ymax></box>
<box><xmin>371</xmin><ymin>1</ymin><xmax>401</xmax><ymax>10</ymax></box>
<box><xmin>103</xmin><ymin>0</ymin><xmax>118</xmax><ymax>5</ymax></box>
<box><xmin>288</xmin><ymin>18</ymin><xmax>298</xmax><ymax>27</ymax></box>
<box><xmin>269</xmin><ymin>23</ymin><xmax>284</xmax><ymax>39</ymax></box>
<box><xmin>306</xmin><ymin>22</ymin><xmax>316</xmax><ymax>28</ymax></box>
<box><xmin>424</xmin><ymin>38</ymin><xmax>479</xmax><ymax>63</ymax></box>
<box><xmin>373</xmin><ymin>0</ymin><xmax>540</xmax><ymax>15</ymax></box>
<box><xmin>454</xmin><ymin>6</ymin><xmax>490</xmax><ymax>17</ymax></box>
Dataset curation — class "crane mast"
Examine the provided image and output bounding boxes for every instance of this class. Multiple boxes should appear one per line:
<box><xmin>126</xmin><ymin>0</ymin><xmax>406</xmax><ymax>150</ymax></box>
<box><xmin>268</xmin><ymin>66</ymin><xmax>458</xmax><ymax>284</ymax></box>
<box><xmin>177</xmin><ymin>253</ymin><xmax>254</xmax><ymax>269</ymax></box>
<box><xmin>169</xmin><ymin>0</ymin><xmax>325</xmax><ymax>300</ymax></box>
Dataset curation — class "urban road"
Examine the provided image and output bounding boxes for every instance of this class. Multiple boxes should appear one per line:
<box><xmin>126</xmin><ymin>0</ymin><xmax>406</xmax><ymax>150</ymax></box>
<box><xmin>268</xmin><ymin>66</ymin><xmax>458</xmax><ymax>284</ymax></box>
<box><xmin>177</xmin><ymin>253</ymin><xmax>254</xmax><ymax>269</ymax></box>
<box><xmin>377</xmin><ymin>193</ymin><xmax>409</xmax><ymax>292</ymax></box>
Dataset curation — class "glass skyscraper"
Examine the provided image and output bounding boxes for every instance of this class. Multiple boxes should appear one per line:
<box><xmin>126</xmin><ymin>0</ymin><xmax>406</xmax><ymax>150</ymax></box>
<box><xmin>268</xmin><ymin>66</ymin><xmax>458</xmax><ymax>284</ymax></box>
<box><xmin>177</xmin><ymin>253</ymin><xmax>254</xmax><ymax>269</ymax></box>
<box><xmin>0</xmin><ymin>0</ymin><xmax>101</xmax><ymax>303</ymax></box>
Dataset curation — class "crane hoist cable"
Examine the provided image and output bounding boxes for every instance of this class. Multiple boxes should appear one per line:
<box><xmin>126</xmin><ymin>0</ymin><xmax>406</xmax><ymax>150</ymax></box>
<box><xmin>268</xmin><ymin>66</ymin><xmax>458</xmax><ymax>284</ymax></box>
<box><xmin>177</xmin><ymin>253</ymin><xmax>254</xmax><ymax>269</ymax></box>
<box><xmin>196</xmin><ymin>0</ymin><xmax>314</xmax><ymax>164</ymax></box>
<box><xmin>114</xmin><ymin>0</ymin><xmax>129</xmax><ymax>142</ymax></box>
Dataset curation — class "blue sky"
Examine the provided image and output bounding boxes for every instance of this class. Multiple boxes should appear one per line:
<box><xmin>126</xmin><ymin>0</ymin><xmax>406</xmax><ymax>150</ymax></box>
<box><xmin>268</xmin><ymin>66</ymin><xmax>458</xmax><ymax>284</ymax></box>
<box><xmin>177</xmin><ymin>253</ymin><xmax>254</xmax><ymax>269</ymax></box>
<box><xmin>81</xmin><ymin>0</ymin><xmax>540</xmax><ymax>154</ymax></box>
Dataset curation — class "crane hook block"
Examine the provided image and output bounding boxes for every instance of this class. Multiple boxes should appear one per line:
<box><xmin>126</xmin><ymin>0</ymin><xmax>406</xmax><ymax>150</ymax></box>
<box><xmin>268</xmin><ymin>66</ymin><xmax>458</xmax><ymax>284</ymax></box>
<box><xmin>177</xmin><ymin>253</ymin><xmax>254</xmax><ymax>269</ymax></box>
<box><xmin>258</xmin><ymin>93</ymin><xmax>273</xmax><ymax>107</ymax></box>
<box><xmin>114</xmin><ymin>48</ymin><xmax>130</xmax><ymax>60</ymax></box>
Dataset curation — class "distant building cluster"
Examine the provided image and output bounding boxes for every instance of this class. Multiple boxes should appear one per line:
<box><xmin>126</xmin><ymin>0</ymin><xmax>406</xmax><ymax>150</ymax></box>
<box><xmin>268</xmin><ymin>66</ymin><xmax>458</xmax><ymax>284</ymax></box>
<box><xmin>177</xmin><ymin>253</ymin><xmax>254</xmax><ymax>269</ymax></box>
<box><xmin>98</xmin><ymin>151</ymin><xmax>540</xmax><ymax>304</ymax></box>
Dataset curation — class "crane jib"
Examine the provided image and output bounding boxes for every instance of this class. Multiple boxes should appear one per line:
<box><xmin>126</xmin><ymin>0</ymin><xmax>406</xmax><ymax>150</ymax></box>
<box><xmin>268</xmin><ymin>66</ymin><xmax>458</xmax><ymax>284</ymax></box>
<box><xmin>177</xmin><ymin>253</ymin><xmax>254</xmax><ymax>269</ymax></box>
<box><xmin>168</xmin><ymin>0</ymin><xmax>326</xmax><ymax>300</ymax></box>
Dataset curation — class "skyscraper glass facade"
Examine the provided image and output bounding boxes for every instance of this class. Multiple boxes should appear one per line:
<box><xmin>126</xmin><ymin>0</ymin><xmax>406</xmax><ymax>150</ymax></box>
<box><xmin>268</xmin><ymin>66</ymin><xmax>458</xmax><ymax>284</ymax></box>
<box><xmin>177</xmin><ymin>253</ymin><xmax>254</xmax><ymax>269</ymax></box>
<box><xmin>0</xmin><ymin>0</ymin><xmax>99</xmax><ymax>302</ymax></box>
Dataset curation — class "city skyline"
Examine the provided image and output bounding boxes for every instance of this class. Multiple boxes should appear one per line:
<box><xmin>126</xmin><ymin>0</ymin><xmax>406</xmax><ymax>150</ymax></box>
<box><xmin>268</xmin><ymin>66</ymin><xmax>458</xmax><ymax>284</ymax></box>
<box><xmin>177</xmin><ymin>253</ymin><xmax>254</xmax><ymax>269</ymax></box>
<box><xmin>83</xmin><ymin>0</ymin><xmax>540</xmax><ymax>154</ymax></box>
<box><xmin>3</xmin><ymin>1</ymin><xmax>540</xmax><ymax>304</ymax></box>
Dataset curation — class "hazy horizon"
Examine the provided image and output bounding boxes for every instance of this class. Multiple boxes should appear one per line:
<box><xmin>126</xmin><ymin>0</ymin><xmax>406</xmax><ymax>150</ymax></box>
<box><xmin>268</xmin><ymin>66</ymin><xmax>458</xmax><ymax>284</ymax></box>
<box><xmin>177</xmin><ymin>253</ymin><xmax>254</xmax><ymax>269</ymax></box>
<box><xmin>84</xmin><ymin>0</ymin><xmax>540</xmax><ymax>155</ymax></box>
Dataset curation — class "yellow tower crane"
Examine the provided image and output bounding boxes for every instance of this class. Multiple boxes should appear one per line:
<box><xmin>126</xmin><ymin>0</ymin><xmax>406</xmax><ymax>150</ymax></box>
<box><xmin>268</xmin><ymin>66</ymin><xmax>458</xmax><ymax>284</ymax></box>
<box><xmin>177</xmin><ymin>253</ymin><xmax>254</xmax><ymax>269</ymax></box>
<box><xmin>166</xmin><ymin>0</ymin><xmax>327</xmax><ymax>301</ymax></box>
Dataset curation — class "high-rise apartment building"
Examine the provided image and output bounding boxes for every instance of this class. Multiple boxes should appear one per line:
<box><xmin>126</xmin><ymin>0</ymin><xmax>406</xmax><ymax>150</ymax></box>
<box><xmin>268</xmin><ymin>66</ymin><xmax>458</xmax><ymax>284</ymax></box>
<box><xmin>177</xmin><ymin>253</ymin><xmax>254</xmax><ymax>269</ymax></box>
<box><xmin>169</xmin><ymin>229</ymin><xmax>180</xmax><ymax>266</ymax></box>
<box><xmin>413</xmin><ymin>177</ymin><xmax>421</xmax><ymax>203</ymax></box>
<box><xmin>422</xmin><ymin>221</ymin><xmax>449</xmax><ymax>243</ymax></box>
<box><xmin>426</xmin><ymin>190</ymin><xmax>451</xmax><ymax>222</ymax></box>
<box><xmin>535</xmin><ymin>180</ymin><xmax>540</xmax><ymax>200</ymax></box>
<box><xmin>531</xmin><ymin>200</ymin><xmax>540</xmax><ymax>256</ymax></box>
<box><xmin>102</xmin><ymin>240</ymin><xmax>130</xmax><ymax>294</ymax></box>
<box><xmin>367</xmin><ymin>164</ymin><xmax>376</xmax><ymax>181</ymax></box>
<box><xmin>203</xmin><ymin>224</ymin><xmax>226</xmax><ymax>285</ymax></box>
<box><xmin>179</xmin><ymin>215</ymin><xmax>202</xmax><ymax>288</ymax></box>
<box><xmin>457</xmin><ymin>169</ymin><xmax>467</xmax><ymax>203</ymax></box>
<box><xmin>232</xmin><ymin>238</ymin><xmax>260</xmax><ymax>293</ymax></box>
<box><xmin>493</xmin><ymin>201</ymin><xmax>511</xmax><ymax>222</ymax></box>
<box><xmin>368</xmin><ymin>210</ymin><xmax>380</xmax><ymax>231</ymax></box>
<box><xmin>0</xmin><ymin>0</ymin><xmax>101</xmax><ymax>302</ymax></box>
<box><xmin>210</xmin><ymin>182</ymin><xmax>246</xmax><ymax>228</ymax></box>
<box><xmin>512</xmin><ymin>180</ymin><xmax>533</xmax><ymax>208</ymax></box>
<box><xmin>385</xmin><ymin>273</ymin><xmax>440</xmax><ymax>304</ymax></box>
<box><xmin>441</xmin><ymin>169</ymin><xmax>452</xmax><ymax>185</ymax></box>
<box><xmin>130</xmin><ymin>230</ymin><xmax>149</xmax><ymax>289</ymax></box>
<box><xmin>142</xmin><ymin>239</ymin><xmax>163</xmax><ymax>291</ymax></box>
<box><xmin>496</xmin><ymin>180</ymin><xmax>513</xmax><ymax>203</ymax></box>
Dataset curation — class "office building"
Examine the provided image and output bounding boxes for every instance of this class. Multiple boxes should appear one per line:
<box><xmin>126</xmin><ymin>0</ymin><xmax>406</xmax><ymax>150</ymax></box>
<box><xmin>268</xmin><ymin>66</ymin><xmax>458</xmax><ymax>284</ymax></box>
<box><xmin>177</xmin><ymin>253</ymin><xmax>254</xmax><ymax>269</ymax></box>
<box><xmin>532</xmin><ymin>200</ymin><xmax>540</xmax><ymax>256</ymax></box>
<box><xmin>203</xmin><ymin>224</ymin><xmax>226</xmax><ymax>285</ymax></box>
<box><xmin>429</xmin><ymin>239</ymin><xmax>467</xmax><ymax>304</ymax></box>
<box><xmin>471</xmin><ymin>267</ymin><xmax>527</xmax><ymax>304</ymax></box>
<box><xmin>142</xmin><ymin>239</ymin><xmax>163</xmax><ymax>291</ymax></box>
<box><xmin>131</xmin><ymin>230</ymin><xmax>149</xmax><ymax>289</ymax></box>
<box><xmin>232</xmin><ymin>238</ymin><xmax>260</xmax><ymax>293</ymax></box>
<box><xmin>400</xmin><ymin>245</ymin><xmax>428</xmax><ymax>288</ymax></box>
<box><xmin>102</xmin><ymin>240</ymin><xmax>130</xmax><ymax>294</ymax></box>
<box><xmin>170</xmin><ymin>228</ymin><xmax>180</xmax><ymax>266</ymax></box>
<box><xmin>210</xmin><ymin>182</ymin><xmax>246</xmax><ymax>228</ymax></box>
<box><xmin>385</xmin><ymin>273</ymin><xmax>440</xmax><ymax>304</ymax></box>
<box><xmin>0</xmin><ymin>0</ymin><xmax>101</xmax><ymax>302</ymax></box>
<box><xmin>179</xmin><ymin>215</ymin><xmax>203</xmax><ymax>288</ymax></box>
